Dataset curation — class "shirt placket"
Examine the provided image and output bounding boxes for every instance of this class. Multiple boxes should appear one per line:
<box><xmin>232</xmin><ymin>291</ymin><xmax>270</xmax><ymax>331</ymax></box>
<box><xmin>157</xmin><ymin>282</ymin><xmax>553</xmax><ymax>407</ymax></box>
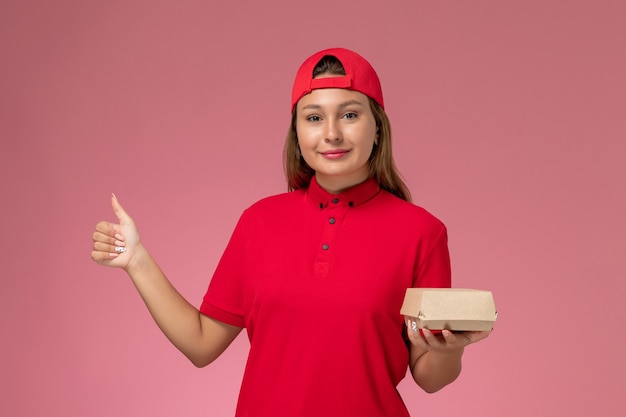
<box><xmin>314</xmin><ymin>197</ymin><xmax>352</xmax><ymax>278</ymax></box>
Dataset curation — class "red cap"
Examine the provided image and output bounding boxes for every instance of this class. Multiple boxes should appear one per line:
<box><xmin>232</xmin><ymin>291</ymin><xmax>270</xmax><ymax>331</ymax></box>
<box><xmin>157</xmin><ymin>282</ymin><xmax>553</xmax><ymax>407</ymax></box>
<box><xmin>291</xmin><ymin>48</ymin><xmax>384</xmax><ymax>112</ymax></box>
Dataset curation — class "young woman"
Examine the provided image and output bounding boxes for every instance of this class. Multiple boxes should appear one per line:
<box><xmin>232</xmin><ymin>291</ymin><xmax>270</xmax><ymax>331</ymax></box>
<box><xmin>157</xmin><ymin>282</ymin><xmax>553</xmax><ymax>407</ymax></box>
<box><xmin>91</xmin><ymin>48</ymin><xmax>490</xmax><ymax>416</ymax></box>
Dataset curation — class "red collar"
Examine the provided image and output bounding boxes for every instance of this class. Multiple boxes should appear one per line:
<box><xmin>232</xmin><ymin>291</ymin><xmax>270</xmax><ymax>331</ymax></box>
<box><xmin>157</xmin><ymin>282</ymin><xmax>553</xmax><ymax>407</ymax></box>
<box><xmin>306</xmin><ymin>176</ymin><xmax>380</xmax><ymax>209</ymax></box>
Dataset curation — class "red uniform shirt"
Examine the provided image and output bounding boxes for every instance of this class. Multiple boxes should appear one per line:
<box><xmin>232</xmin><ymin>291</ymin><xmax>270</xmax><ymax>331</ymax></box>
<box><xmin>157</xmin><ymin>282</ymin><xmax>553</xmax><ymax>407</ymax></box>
<box><xmin>201</xmin><ymin>176</ymin><xmax>451</xmax><ymax>416</ymax></box>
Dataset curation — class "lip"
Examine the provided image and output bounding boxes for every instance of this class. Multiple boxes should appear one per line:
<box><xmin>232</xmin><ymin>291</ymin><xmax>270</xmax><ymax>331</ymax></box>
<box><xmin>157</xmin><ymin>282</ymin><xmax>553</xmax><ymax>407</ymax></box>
<box><xmin>320</xmin><ymin>149</ymin><xmax>350</xmax><ymax>159</ymax></box>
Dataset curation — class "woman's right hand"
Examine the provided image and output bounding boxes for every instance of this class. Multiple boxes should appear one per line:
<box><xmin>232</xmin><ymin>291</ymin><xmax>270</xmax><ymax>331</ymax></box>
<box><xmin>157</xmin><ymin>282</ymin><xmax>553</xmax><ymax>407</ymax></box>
<box><xmin>91</xmin><ymin>194</ymin><xmax>142</xmax><ymax>271</ymax></box>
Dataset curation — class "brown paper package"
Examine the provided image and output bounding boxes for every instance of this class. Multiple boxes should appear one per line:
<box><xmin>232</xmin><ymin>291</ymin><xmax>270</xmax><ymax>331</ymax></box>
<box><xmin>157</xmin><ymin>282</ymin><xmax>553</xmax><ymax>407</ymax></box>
<box><xmin>400</xmin><ymin>288</ymin><xmax>497</xmax><ymax>331</ymax></box>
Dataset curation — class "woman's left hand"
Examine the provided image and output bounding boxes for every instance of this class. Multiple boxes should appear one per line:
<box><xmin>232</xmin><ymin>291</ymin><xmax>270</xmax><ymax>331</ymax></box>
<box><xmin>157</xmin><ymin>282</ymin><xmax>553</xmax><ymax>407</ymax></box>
<box><xmin>405</xmin><ymin>318</ymin><xmax>491</xmax><ymax>392</ymax></box>
<box><xmin>405</xmin><ymin>317</ymin><xmax>491</xmax><ymax>353</ymax></box>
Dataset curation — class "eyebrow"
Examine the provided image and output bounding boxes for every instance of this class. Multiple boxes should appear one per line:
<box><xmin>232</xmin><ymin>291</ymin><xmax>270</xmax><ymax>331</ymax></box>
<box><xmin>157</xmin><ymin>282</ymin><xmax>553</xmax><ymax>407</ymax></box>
<box><xmin>301</xmin><ymin>100</ymin><xmax>365</xmax><ymax>111</ymax></box>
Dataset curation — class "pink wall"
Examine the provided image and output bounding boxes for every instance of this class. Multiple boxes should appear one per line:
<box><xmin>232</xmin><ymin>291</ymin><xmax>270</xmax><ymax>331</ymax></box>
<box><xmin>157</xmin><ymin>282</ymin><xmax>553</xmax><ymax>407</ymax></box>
<box><xmin>1</xmin><ymin>1</ymin><xmax>624</xmax><ymax>416</ymax></box>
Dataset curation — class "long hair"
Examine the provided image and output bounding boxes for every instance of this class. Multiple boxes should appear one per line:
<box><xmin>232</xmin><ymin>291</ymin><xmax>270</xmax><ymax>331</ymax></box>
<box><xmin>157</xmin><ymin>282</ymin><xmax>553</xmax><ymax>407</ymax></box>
<box><xmin>283</xmin><ymin>55</ymin><xmax>411</xmax><ymax>202</ymax></box>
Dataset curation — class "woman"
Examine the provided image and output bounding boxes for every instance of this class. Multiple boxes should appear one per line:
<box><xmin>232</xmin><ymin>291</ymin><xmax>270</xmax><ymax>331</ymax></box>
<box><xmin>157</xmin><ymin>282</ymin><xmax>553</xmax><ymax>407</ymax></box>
<box><xmin>91</xmin><ymin>47</ymin><xmax>490</xmax><ymax>416</ymax></box>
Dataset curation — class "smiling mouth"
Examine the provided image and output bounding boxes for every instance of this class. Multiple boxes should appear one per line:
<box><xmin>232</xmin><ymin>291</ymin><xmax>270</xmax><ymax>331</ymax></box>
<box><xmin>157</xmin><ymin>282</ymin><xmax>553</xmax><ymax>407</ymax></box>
<box><xmin>321</xmin><ymin>150</ymin><xmax>349</xmax><ymax>159</ymax></box>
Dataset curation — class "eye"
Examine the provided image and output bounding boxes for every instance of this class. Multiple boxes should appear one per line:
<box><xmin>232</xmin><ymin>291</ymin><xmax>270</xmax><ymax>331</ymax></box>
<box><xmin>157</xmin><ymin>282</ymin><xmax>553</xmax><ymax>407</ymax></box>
<box><xmin>306</xmin><ymin>115</ymin><xmax>322</xmax><ymax>122</ymax></box>
<box><xmin>343</xmin><ymin>112</ymin><xmax>358</xmax><ymax>119</ymax></box>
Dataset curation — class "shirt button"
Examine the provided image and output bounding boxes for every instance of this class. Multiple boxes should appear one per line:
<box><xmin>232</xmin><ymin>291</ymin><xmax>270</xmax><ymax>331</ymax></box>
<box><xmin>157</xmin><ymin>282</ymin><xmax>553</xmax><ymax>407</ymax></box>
<box><xmin>348</xmin><ymin>201</ymin><xmax>354</xmax><ymax>207</ymax></box>
<box><xmin>322</xmin><ymin>244</ymin><xmax>329</xmax><ymax>250</ymax></box>
<box><xmin>319</xmin><ymin>203</ymin><xmax>324</xmax><ymax>209</ymax></box>
<box><xmin>329</xmin><ymin>217</ymin><xmax>336</xmax><ymax>224</ymax></box>
<box><xmin>332</xmin><ymin>198</ymin><xmax>339</xmax><ymax>204</ymax></box>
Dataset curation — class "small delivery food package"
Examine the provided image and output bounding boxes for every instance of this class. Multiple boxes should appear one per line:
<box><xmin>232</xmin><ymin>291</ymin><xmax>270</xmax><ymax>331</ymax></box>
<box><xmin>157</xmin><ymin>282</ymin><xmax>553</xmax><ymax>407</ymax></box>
<box><xmin>400</xmin><ymin>288</ymin><xmax>497</xmax><ymax>331</ymax></box>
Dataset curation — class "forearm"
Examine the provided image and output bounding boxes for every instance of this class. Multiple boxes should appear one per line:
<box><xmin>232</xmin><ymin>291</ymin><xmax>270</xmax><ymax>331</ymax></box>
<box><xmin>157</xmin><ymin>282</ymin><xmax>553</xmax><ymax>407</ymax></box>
<box><xmin>410</xmin><ymin>347</ymin><xmax>463</xmax><ymax>393</ymax></box>
<box><xmin>124</xmin><ymin>245</ymin><xmax>226</xmax><ymax>365</ymax></box>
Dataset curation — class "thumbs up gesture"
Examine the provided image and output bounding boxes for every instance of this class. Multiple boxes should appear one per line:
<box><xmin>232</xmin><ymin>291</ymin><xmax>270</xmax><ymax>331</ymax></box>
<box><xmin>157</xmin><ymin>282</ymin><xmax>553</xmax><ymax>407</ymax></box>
<box><xmin>91</xmin><ymin>194</ymin><xmax>142</xmax><ymax>270</ymax></box>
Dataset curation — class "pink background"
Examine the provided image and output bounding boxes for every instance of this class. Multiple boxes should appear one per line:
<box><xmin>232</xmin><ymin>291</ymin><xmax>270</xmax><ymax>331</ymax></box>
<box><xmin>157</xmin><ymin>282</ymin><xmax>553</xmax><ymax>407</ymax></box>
<box><xmin>1</xmin><ymin>1</ymin><xmax>624</xmax><ymax>416</ymax></box>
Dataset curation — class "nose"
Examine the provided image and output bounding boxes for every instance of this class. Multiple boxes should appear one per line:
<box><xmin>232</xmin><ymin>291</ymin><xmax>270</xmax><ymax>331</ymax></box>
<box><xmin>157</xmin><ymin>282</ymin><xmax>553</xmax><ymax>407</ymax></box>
<box><xmin>324</xmin><ymin>119</ymin><xmax>342</xmax><ymax>143</ymax></box>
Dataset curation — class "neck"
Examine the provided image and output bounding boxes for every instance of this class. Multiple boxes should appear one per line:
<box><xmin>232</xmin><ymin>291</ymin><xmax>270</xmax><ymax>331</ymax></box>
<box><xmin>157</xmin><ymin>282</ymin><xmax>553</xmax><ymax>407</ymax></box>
<box><xmin>315</xmin><ymin>172</ymin><xmax>369</xmax><ymax>194</ymax></box>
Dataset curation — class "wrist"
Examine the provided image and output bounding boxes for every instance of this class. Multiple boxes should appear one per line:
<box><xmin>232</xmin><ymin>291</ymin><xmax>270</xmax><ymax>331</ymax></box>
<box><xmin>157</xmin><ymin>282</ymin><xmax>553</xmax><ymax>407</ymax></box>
<box><xmin>428</xmin><ymin>346</ymin><xmax>464</xmax><ymax>361</ymax></box>
<box><xmin>124</xmin><ymin>243</ymin><xmax>151</xmax><ymax>276</ymax></box>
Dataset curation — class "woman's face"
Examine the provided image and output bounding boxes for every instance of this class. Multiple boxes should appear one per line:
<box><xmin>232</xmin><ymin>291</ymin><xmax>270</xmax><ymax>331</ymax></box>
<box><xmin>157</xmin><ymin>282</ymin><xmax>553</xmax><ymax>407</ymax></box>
<box><xmin>295</xmin><ymin>87</ymin><xmax>378</xmax><ymax>193</ymax></box>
